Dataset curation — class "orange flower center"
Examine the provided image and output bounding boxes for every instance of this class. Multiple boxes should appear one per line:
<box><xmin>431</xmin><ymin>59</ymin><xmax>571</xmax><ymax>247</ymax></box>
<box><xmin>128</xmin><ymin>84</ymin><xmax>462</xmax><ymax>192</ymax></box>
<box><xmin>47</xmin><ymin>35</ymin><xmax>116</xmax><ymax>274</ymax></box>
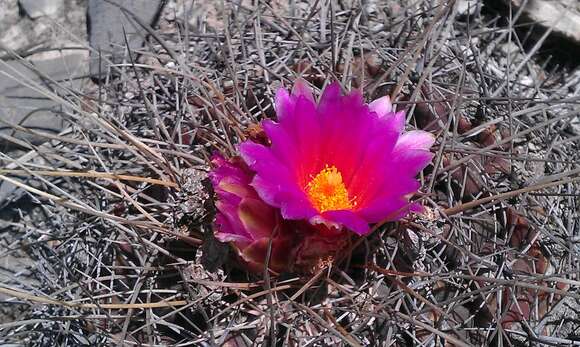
<box><xmin>306</xmin><ymin>165</ymin><xmax>355</xmax><ymax>212</ymax></box>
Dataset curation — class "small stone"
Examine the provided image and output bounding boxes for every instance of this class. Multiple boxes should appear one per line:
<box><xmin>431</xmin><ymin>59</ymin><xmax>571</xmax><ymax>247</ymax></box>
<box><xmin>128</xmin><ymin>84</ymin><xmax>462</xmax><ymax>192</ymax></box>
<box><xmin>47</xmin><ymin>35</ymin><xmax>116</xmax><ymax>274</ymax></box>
<box><xmin>500</xmin><ymin>42</ymin><xmax>519</xmax><ymax>55</ymax></box>
<box><xmin>456</xmin><ymin>0</ymin><xmax>479</xmax><ymax>16</ymax></box>
<box><xmin>528</xmin><ymin>142</ymin><xmax>540</xmax><ymax>151</ymax></box>
<box><xmin>521</xmin><ymin>75</ymin><xmax>534</xmax><ymax>86</ymax></box>
<box><xmin>19</xmin><ymin>0</ymin><xmax>63</xmax><ymax>19</ymax></box>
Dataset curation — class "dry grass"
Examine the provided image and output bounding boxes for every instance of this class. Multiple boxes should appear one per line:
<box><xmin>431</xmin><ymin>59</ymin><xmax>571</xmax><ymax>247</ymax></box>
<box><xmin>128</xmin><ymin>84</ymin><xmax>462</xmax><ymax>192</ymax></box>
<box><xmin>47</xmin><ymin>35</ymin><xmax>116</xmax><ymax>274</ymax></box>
<box><xmin>0</xmin><ymin>0</ymin><xmax>579</xmax><ymax>345</ymax></box>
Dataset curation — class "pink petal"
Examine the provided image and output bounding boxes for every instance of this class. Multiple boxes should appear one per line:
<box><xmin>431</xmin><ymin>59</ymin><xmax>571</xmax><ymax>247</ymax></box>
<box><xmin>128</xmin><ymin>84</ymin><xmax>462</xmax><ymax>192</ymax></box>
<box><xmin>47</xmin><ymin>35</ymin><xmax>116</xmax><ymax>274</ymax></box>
<box><xmin>238</xmin><ymin>197</ymin><xmax>277</xmax><ymax>239</ymax></box>
<box><xmin>390</xmin><ymin>149</ymin><xmax>434</xmax><ymax>178</ymax></box>
<box><xmin>370</xmin><ymin>176</ymin><xmax>421</xmax><ymax>204</ymax></box>
<box><xmin>320</xmin><ymin>210</ymin><xmax>370</xmax><ymax>235</ymax></box>
<box><xmin>277</xmin><ymin>190</ymin><xmax>318</xmax><ymax>220</ymax></box>
<box><xmin>274</xmin><ymin>88</ymin><xmax>295</xmax><ymax>122</ymax></box>
<box><xmin>272</xmin><ymin>91</ymin><xmax>321</xmax><ymax>184</ymax></box>
<box><xmin>215</xmin><ymin>202</ymin><xmax>252</xmax><ymax>240</ymax></box>
<box><xmin>357</xmin><ymin>197</ymin><xmax>410</xmax><ymax>223</ymax></box>
<box><xmin>291</xmin><ymin>79</ymin><xmax>315</xmax><ymax>102</ymax></box>
<box><xmin>288</xmin><ymin>97</ymin><xmax>322</xmax><ymax>183</ymax></box>
<box><xmin>249</xmin><ymin>175</ymin><xmax>281</xmax><ymax>209</ymax></box>
<box><xmin>370</xmin><ymin>110</ymin><xmax>406</xmax><ymax>137</ymax></box>
<box><xmin>345</xmin><ymin>131</ymin><xmax>399</xmax><ymax>203</ymax></box>
<box><xmin>218</xmin><ymin>181</ymin><xmax>255</xmax><ymax>200</ymax></box>
<box><xmin>214</xmin><ymin>224</ymin><xmax>251</xmax><ymax>246</ymax></box>
<box><xmin>262</xmin><ymin>120</ymin><xmax>299</xmax><ymax>165</ymax></box>
<box><xmin>317</xmin><ymin>82</ymin><xmax>342</xmax><ymax>114</ymax></box>
<box><xmin>395</xmin><ymin>130</ymin><xmax>435</xmax><ymax>151</ymax></box>
<box><xmin>240</xmin><ymin>142</ymin><xmax>295</xmax><ymax>183</ymax></box>
<box><xmin>318</xmin><ymin>91</ymin><xmax>373</xmax><ymax>184</ymax></box>
<box><xmin>369</xmin><ymin>95</ymin><xmax>393</xmax><ymax>116</ymax></box>
<box><xmin>241</xmin><ymin>142</ymin><xmax>318</xmax><ymax>220</ymax></box>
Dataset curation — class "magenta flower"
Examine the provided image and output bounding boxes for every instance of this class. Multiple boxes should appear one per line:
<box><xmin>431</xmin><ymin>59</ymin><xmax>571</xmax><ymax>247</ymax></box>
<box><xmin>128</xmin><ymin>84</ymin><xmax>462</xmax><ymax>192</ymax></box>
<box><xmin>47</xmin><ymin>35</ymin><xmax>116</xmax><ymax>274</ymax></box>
<box><xmin>239</xmin><ymin>80</ymin><xmax>434</xmax><ymax>235</ymax></box>
<box><xmin>209</xmin><ymin>80</ymin><xmax>434</xmax><ymax>273</ymax></box>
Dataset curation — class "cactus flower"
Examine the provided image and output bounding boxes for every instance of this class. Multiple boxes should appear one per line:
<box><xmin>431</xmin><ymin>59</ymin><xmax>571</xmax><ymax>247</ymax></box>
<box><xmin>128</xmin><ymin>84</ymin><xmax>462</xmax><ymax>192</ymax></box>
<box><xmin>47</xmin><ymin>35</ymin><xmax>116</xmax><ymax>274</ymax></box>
<box><xmin>239</xmin><ymin>80</ymin><xmax>434</xmax><ymax>235</ymax></box>
<box><xmin>209</xmin><ymin>80</ymin><xmax>434</xmax><ymax>272</ymax></box>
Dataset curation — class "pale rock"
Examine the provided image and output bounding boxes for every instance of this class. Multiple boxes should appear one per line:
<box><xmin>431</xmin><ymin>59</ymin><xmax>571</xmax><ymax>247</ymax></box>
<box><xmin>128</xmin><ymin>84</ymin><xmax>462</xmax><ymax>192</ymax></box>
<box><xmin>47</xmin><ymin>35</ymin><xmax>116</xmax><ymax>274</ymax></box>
<box><xmin>0</xmin><ymin>49</ymin><xmax>89</xmax><ymax>145</ymax></box>
<box><xmin>507</xmin><ymin>0</ymin><xmax>580</xmax><ymax>45</ymax></box>
<box><xmin>88</xmin><ymin>0</ymin><xmax>164</xmax><ymax>80</ymax></box>
<box><xmin>456</xmin><ymin>0</ymin><xmax>480</xmax><ymax>16</ymax></box>
<box><xmin>19</xmin><ymin>0</ymin><xmax>64</xmax><ymax>19</ymax></box>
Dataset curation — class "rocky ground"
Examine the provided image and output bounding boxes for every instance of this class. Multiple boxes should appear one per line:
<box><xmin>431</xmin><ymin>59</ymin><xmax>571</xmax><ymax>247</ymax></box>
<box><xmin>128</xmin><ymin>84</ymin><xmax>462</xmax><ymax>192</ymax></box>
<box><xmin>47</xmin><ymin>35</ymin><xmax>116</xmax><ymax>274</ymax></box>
<box><xmin>0</xmin><ymin>0</ymin><xmax>579</xmax><ymax>346</ymax></box>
